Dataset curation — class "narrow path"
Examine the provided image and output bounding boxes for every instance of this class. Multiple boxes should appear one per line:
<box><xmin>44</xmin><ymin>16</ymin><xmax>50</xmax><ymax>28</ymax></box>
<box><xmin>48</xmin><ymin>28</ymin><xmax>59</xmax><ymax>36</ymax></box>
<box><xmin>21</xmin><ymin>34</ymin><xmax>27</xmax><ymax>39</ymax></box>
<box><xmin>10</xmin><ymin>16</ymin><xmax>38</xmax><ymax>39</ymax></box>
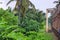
<box><xmin>48</xmin><ymin>27</ymin><xmax>58</xmax><ymax>40</ymax></box>
<box><xmin>51</xmin><ymin>32</ymin><xmax>58</xmax><ymax>40</ymax></box>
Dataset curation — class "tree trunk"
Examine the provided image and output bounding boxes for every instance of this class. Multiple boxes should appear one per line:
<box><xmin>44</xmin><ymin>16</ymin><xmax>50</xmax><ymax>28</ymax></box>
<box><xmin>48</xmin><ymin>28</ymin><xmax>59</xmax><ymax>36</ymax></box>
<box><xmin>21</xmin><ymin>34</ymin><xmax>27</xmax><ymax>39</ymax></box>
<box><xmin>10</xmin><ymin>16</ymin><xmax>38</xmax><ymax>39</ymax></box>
<box><xmin>46</xmin><ymin>10</ymin><xmax>48</xmax><ymax>32</ymax></box>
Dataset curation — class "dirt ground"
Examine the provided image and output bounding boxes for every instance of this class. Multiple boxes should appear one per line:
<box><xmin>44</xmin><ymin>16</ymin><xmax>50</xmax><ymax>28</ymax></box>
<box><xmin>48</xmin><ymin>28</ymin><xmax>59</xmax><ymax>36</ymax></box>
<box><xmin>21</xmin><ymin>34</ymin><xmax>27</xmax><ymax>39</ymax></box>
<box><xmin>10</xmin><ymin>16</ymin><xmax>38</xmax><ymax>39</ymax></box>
<box><xmin>51</xmin><ymin>32</ymin><xmax>58</xmax><ymax>40</ymax></box>
<box><xmin>48</xmin><ymin>27</ymin><xmax>58</xmax><ymax>40</ymax></box>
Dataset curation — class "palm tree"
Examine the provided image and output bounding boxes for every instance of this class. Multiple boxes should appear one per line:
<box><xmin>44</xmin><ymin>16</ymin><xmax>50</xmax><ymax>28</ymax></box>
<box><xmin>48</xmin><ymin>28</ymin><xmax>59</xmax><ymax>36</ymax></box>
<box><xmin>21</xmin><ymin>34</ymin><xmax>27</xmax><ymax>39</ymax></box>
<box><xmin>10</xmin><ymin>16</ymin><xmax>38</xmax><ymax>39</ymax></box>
<box><xmin>7</xmin><ymin>0</ymin><xmax>35</xmax><ymax>26</ymax></box>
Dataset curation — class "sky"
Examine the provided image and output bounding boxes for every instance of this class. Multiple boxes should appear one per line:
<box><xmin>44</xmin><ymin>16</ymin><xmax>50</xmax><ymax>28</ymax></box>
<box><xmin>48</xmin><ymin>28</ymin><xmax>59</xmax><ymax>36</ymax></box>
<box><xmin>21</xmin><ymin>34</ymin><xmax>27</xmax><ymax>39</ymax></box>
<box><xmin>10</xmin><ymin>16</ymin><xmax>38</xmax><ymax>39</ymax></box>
<box><xmin>0</xmin><ymin>0</ymin><xmax>58</xmax><ymax>13</ymax></box>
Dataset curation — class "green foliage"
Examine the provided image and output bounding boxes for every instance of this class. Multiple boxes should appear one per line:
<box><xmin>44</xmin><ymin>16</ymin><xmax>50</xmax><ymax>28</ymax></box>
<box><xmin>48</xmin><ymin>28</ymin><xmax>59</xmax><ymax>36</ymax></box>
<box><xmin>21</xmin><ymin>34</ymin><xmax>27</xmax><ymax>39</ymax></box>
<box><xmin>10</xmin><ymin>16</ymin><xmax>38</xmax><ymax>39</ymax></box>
<box><xmin>0</xmin><ymin>8</ymin><xmax>53</xmax><ymax>40</ymax></box>
<box><xmin>0</xmin><ymin>8</ymin><xmax>18</xmax><ymax>40</ymax></box>
<box><xmin>18</xmin><ymin>9</ymin><xmax>45</xmax><ymax>32</ymax></box>
<box><xmin>7</xmin><ymin>0</ymin><xmax>35</xmax><ymax>25</ymax></box>
<box><xmin>21</xmin><ymin>19</ymin><xmax>40</xmax><ymax>32</ymax></box>
<box><xmin>48</xmin><ymin>16</ymin><xmax>52</xmax><ymax>26</ymax></box>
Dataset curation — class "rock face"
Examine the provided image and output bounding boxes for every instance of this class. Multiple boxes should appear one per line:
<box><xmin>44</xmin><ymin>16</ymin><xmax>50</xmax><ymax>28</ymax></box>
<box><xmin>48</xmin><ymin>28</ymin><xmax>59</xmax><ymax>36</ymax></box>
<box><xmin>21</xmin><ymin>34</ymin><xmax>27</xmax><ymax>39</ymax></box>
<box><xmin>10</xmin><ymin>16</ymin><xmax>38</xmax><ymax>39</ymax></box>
<box><xmin>51</xmin><ymin>4</ymin><xmax>60</xmax><ymax>39</ymax></box>
<box><xmin>46</xmin><ymin>0</ymin><xmax>60</xmax><ymax>39</ymax></box>
<box><xmin>51</xmin><ymin>4</ymin><xmax>60</xmax><ymax>32</ymax></box>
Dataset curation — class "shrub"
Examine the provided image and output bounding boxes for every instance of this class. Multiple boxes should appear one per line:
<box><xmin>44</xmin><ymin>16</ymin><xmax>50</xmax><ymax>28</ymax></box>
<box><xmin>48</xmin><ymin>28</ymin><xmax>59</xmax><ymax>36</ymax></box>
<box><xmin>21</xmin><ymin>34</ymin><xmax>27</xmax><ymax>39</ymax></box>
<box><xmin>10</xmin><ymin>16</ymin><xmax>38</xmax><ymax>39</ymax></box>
<box><xmin>0</xmin><ymin>8</ymin><xmax>53</xmax><ymax>40</ymax></box>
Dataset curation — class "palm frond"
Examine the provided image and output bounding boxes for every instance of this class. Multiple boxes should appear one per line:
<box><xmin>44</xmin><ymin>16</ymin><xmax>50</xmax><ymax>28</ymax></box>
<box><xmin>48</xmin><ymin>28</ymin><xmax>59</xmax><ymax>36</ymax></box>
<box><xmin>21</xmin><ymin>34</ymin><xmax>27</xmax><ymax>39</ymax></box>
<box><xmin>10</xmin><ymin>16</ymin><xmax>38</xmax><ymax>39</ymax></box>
<box><xmin>29</xmin><ymin>1</ymin><xmax>35</xmax><ymax>8</ymax></box>
<box><xmin>7</xmin><ymin>0</ymin><xmax>14</xmax><ymax>5</ymax></box>
<box><xmin>13</xmin><ymin>1</ymin><xmax>19</xmax><ymax>11</ymax></box>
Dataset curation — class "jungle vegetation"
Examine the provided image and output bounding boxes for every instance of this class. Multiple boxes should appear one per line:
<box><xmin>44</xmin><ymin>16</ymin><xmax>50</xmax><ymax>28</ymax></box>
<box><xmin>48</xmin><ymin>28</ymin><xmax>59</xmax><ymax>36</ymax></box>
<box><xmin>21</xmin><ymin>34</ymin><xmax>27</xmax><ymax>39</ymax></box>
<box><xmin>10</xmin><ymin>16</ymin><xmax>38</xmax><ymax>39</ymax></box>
<box><xmin>0</xmin><ymin>0</ymin><xmax>53</xmax><ymax>40</ymax></box>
